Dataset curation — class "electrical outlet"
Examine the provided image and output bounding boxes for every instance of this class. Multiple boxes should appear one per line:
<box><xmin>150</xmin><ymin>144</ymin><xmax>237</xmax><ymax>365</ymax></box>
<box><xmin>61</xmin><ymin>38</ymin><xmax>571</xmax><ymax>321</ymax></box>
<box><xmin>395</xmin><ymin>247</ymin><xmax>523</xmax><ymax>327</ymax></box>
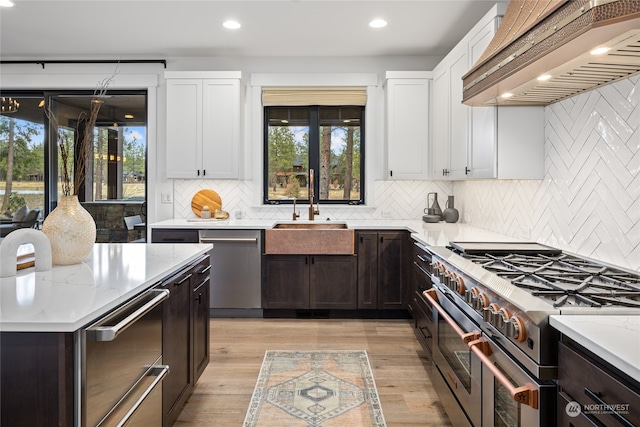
<box><xmin>382</xmin><ymin>210</ymin><xmax>393</xmax><ymax>219</ymax></box>
<box><xmin>161</xmin><ymin>192</ymin><xmax>172</xmax><ymax>204</ymax></box>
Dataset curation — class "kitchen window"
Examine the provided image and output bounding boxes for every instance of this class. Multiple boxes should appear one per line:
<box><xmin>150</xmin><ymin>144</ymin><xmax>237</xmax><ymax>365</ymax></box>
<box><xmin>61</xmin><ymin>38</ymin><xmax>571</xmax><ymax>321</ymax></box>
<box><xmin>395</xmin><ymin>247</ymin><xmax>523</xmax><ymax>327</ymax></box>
<box><xmin>0</xmin><ymin>90</ymin><xmax>147</xmax><ymax>240</ymax></box>
<box><xmin>263</xmin><ymin>105</ymin><xmax>365</xmax><ymax>205</ymax></box>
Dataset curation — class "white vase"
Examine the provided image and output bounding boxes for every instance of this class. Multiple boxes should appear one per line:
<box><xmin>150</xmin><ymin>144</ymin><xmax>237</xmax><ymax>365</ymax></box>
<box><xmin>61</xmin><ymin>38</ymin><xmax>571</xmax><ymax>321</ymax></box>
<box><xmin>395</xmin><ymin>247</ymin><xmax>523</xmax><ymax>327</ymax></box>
<box><xmin>42</xmin><ymin>195</ymin><xmax>96</xmax><ymax>265</ymax></box>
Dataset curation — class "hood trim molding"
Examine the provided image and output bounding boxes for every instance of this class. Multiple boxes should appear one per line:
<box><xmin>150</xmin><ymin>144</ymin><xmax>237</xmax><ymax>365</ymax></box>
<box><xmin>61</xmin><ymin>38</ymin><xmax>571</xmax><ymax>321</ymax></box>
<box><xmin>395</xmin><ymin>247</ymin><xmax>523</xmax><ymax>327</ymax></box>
<box><xmin>463</xmin><ymin>0</ymin><xmax>640</xmax><ymax>106</ymax></box>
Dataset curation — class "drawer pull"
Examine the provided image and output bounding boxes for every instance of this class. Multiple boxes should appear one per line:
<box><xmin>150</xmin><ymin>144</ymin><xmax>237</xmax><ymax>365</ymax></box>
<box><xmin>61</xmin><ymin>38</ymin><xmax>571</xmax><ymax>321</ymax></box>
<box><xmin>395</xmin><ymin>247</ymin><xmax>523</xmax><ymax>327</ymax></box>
<box><xmin>87</xmin><ymin>289</ymin><xmax>169</xmax><ymax>341</ymax></box>
<box><xmin>116</xmin><ymin>365</ymin><xmax>169</xmax><ymax>427</ymax></box>
<box><xmin>585</xmin><ymin>387</ymin><xmax>635</xmax><ymax>427</ymax></box>
<box><xmin>198</xmin><ymin>265</ymin><xmax>212</xmax><ymax>275</ymax></box>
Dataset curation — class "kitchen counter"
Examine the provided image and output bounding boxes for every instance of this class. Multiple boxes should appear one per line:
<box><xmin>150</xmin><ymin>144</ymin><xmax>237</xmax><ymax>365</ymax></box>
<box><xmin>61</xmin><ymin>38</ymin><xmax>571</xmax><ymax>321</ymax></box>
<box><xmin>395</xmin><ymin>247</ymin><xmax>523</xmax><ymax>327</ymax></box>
<box><xmin>550</xmin><ymin>315</ymin><xmax>640</xmax><ymax>383</ymax></box>
<box><xmin>0</xmin><ymin>243</ymin><xmax>212</xmax><ymax>332</ymax></box>
<box><xmin>150</xmin><ymin>218</ymin><xmax>522</xmax><ymax>247</ymax></box>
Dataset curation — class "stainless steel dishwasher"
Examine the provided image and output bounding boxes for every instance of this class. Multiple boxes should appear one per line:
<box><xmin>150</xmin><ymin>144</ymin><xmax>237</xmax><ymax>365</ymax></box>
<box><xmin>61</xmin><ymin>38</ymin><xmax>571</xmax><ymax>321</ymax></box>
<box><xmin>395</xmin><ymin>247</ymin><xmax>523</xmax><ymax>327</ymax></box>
<box><xmin>198</xmin><ymin>229</ymin><xmax>262</xmax><ymax>317</ymax></box>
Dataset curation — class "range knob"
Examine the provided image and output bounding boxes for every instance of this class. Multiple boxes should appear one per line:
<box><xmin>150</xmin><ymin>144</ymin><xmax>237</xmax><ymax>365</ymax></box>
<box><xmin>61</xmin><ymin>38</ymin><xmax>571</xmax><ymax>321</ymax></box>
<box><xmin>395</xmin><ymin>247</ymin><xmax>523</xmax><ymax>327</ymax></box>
<box><xmin>494</xmin><ymin>307</ymin><xmax>511</xmax><ymax>330</ymax></box>
<box><xmin>482</xmin><ymin>303</ymin><xmax>500</xmax><ymax>323</ymax></box>
<box><xmin>443</xmin><ymin>270</ymin><xmax>452</xmax><ymax>287</ymax></box>
<box><xmin>505</xmin><ymin>316</ymin><xmax>527</xmax><ymax>342</ymax></box>
<box><xmin>454</xmin><ymin>275</ymin><xmax>466</xmax><ymax>296</ymax></box>
<box><xmin>464</xmin><ymin>287</ymin><xmax>479</xmax><ymax>306</ymax></box>
<box><xmin>474</xmin><ymin>292</ymin><xmax>490</xmax><ymax>311</ymax></box>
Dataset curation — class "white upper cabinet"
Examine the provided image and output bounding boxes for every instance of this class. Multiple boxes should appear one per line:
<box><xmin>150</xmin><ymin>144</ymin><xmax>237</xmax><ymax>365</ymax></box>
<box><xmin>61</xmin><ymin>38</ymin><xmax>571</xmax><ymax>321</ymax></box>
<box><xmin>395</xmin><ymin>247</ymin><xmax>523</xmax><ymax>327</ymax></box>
<box><xmin>431</xmin><ymin>4</ymin><xmax>543</xmax><ymax>180</ymax></box>
<box><xmin>385</xmin><ymin>72</ymin><xmax>430</xmax><ymax>180</ymax></box>
<box><xmin>165</xmin><ymin>71</ymin><xmax>243</xmax><ymax>179</ymax></box>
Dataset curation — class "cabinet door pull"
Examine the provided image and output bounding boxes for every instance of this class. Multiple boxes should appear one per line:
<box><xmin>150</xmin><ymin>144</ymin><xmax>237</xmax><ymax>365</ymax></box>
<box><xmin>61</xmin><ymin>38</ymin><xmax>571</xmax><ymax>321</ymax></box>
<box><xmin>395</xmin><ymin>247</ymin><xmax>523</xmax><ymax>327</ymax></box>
<box><xmin>203</xmin><ymin>169</ymin><xmax>206</xmax><ymax>176</ymax></box>
<box><xmin>380</xmin><ymin>236</ymin><xmax>384</xmax><ymax>243</ymax></box>
<box><xmin>390</xmin><ymin>170</ymin><xmax>393</xmax><ymax>177</ymax></box>
<box><xmin>305</xmin><ymin>257</ymin><xmax>308</xmax><ymax>265</ymax></box>
<box><xmin>311</xmin><ymin>257</ymin><xmax>315</xmax><ymax>265</ymax></box>
<box><xmin>176</xmin><ymin>273</ymin><xmax>192</xmax><ymax>286</ymax></box>
<box><xmin>360</xmin><ymin>236</ymin><xmax>363</xmax><ymax>243</ymax></box>
<box><xmin>197</xmin><ymin>169</ymin><xmax>200</xmax><ymax>176</ymax></box>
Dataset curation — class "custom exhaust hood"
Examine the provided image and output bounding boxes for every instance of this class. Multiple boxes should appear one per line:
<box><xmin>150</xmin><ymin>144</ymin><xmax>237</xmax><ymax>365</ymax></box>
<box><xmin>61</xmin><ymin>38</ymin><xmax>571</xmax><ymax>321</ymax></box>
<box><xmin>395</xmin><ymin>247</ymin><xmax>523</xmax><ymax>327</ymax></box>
<box><xmin>462</xmin><ymin>0</ymin><xmax>640</xmax><ymax>106</ymax></box>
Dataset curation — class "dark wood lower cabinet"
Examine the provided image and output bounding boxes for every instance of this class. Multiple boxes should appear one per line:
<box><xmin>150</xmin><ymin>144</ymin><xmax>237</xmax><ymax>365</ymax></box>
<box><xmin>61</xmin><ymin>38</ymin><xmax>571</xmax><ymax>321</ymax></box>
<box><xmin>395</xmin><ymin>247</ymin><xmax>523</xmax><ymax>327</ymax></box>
<box><xmin>310</xmin><ymin>256</ymin><xmax>357</xmax><ymax>309</ymax></box>
<box><xmin>0</xmin><ymin>332</ymin><xmax>74</xmax><ymax>426</ymax></box>
<box><xmin>192</xmin><ymin>257</ymin><xmax>211</xmax><ymax>383</ymax></box>
<box><xmin>162</xmin><ymin>267</ymin><xmax>194</xmax><ymax>427</ymax></box>
<box><xmin>557</xmin><ymin>338</ymin><xmax>640</xmax><ymax>427</ymax></box>
<box><xmin>162</xmin><ymin>253</ymin><xmax>211</xmax><ymax>427</ymax></box>
<box><xmin>263</xmin><ymin>255</ymin><xmax>357</xmax><ymax>310</ymax></box>
<box><xmin>357</xmin><ymin>230</ymin><xmax>409</xmax><ymax>310</ymax></box>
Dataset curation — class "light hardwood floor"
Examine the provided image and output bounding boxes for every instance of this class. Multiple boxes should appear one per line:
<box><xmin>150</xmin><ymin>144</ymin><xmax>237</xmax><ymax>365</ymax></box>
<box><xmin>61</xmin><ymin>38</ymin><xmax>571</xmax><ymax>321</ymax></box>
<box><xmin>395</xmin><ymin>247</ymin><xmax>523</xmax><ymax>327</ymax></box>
<box><xmin>174</xmin><ymin>318</ymin><xmax>452</xmax><ymax>426</ymax></box>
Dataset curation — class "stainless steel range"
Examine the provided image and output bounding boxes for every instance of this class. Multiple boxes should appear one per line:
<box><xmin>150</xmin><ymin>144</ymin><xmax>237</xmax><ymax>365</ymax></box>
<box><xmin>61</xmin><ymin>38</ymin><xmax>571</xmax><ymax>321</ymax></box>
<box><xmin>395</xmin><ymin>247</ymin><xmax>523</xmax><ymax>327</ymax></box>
<box><xmin>416</xmin><ymin>241</ymin><xmax>640</xmax><ymax>427</ymax></box>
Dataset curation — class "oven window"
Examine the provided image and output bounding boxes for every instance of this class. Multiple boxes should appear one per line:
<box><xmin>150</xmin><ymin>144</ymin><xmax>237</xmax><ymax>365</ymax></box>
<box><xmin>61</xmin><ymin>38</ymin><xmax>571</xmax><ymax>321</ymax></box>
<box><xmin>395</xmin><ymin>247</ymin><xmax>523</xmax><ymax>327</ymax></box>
<box><xmin>438</xmin><ymin>321</ymin><xmax>472</xmax><ymax>392</ymax></box>
<box><xmin>494</xmin><ymin>369</ymin><xmax>521</xmax><ymax>427</ymax></box>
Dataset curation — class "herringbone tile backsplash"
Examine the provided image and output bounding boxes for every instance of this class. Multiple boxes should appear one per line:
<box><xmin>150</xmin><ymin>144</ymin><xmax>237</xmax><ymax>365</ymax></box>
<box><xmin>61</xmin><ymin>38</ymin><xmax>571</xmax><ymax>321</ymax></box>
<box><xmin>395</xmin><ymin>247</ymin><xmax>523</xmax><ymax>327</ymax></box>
<box><xmin>174</xmin><ymin>179</ymin><xmax>453</xmax><ymax>221</ymax></box>
<box><xmin>173</xmin><ymin>75</ymin><xmax>639</xmax><ymax>270</ymax></box>
<box><xmin>455</xmin><ymin>75</ymin><xmax>639</xmax><ymax>270</ymax></box>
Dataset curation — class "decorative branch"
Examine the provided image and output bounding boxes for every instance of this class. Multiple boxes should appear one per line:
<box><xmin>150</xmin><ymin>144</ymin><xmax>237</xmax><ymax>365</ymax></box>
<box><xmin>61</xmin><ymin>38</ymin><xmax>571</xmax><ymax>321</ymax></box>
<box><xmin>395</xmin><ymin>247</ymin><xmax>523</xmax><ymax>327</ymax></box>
<box><xmin>44</xmin><ymin>70</ymin><xmax>116</xmax><ymax>197</ymax></box>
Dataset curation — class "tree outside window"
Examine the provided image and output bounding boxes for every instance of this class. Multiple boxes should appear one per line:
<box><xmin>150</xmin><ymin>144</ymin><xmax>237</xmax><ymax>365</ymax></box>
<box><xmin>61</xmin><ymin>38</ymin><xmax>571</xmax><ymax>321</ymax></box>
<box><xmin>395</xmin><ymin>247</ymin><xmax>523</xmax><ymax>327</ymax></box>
<box><xmin>264</xmin><ymin>106</ymin><xmax>364</xmax><ymax>205</ymax></box>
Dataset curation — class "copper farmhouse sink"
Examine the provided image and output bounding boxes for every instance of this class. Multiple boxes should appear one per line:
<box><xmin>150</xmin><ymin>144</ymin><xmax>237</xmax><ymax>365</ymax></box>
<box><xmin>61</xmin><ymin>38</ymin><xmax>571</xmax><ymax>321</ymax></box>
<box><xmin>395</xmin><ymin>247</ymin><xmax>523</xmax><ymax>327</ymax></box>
<box><xmin>265</xmin><ymin>222</ymin><xmax>355</xmax><ymax>254</ymax></box>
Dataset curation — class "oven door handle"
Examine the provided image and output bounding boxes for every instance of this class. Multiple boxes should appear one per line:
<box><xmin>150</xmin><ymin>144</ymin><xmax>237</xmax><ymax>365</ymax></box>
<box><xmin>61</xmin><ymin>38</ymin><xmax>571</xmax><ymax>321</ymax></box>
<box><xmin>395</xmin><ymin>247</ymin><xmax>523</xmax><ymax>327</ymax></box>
<box><xmin>423</xmin><ymin>289</ymin><xmax>481</xmax><ymax>344</ymax></box>
<box><xmin>468</xmin><ymin>337</ymin><xmax>539</xmax><ymax>409</ymax></box>
<box><xmin>87</xmin><ymin>289</ymin><xmax>170</xmax><ymax>342</ymax></box>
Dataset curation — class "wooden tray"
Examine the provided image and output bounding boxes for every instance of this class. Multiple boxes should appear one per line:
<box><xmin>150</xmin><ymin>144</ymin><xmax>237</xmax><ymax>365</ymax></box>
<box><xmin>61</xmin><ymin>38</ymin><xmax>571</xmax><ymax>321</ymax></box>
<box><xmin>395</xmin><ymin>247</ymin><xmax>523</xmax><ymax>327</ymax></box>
<box><xmin>191</xmin><ymin>189</ymin><xmax>222</xmax><ymax>217</ymax></box>
<box><xmin>17</xmin><ymin>252</ymin><xmax>36</xmax><ymax>270</ymax></box>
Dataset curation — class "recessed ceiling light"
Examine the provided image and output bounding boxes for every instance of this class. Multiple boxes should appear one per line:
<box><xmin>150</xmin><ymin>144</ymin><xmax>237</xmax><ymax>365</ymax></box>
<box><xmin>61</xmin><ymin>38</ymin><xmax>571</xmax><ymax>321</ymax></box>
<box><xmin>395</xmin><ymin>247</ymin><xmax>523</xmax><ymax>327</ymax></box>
<box><xmin>369</xmin><ymin>19</ymin><xmax>387</xmax><ymax>29</ymax></box>
<box><xmin>501</xmin><ymin>93</ymin><xmax>513</xmax><ymax>99</ymax></box>
<box><xmin>223</xmin><ymin>20</ymin><xmax>241</xmax><ymax>30</ymax></box>
<box><xmin>0</xmin><ymin>0</ymin><xmax>15</xmax><ymax>7</ymax></box>
<box><xmin>124</xmin><ymin>114</ymin><xmax>134</xmax><ymax>119</ymax></box>
<box><xmin>537</xmin><ymin>74</ymin><xmax>552</xmax><ymax>81</ymax></box>
<box><xmin>590</xmin><ymin>47</ymin><xmax>610</xmax><ymax>55</ymax></box>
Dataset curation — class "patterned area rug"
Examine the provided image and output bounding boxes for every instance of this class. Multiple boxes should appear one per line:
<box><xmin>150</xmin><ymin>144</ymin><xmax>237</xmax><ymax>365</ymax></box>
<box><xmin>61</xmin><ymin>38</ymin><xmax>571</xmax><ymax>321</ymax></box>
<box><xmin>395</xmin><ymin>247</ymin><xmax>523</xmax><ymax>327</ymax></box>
<box><xmin>243</xmin><ymin>350</ymin><xmax>386</xmax><ymax>427</ymax></box>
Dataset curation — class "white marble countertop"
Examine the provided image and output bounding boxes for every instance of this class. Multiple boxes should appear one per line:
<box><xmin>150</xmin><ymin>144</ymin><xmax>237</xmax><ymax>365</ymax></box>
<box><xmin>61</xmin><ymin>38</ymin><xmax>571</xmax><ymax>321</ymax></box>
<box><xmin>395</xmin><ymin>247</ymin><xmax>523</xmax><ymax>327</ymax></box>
<box><xmin>150</xmin><ymin>218</ymin><xmax>522</xmax><ymax>247</ymax></box>
<box><xmin>549</xmin><ymin>315</ymin><xmax>640</xmax><ymax>383</ymax></box>
<box><xmin>0</xmin><ymin>243</ymin><xmax>212</xmax><ymax>333</ymax></box>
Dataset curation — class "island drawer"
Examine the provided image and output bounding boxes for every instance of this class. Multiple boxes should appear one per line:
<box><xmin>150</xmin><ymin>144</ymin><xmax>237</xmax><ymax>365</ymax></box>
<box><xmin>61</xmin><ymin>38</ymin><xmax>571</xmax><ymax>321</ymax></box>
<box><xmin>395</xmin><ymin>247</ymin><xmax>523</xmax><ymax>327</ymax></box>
<box><xmin>558</xmin><ymin>341</ymin><xmax>639</xmax><ymax>426</ymax></box>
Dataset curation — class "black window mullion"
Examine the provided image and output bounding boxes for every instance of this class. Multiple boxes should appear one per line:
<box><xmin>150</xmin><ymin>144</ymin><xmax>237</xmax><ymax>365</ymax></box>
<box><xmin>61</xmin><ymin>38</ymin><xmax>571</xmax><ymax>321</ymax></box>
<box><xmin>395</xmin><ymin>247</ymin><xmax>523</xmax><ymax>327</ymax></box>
<box><xmin>308</xmin><ymin>106</ymin><xmax>320</xmax><ymax>202</ymax></box>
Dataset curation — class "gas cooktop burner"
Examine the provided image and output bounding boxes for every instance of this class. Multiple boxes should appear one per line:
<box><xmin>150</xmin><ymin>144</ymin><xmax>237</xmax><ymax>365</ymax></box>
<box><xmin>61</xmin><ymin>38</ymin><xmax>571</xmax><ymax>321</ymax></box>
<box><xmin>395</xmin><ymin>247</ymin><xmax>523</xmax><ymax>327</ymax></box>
<box><xmin>461</xmin><ymin>252</ymin><xmax>640</xmax><ymax>308</ymax></box>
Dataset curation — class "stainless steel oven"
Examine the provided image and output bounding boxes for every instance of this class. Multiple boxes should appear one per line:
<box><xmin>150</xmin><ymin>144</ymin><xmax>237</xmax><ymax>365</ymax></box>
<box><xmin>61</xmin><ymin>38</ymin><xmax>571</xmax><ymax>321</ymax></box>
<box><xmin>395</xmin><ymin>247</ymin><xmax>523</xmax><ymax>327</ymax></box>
<box><xmin>80</xmin><ymin>286</ymin><xmax>169</xmax><ymax>426</ymax></box>
<box><xmin>424</xmin><ymin>286</ymin><xmax>555</xmax><ymax>427</ymax></box>
<box><xmin>425</xmin><ymin>287</ymin><xmax>482</xmax><ymax>426</ymax></box>
<box><xmin>420</xmin><ymin>241</ymin><xmax>640</xmax><ymax>427</ymax></box>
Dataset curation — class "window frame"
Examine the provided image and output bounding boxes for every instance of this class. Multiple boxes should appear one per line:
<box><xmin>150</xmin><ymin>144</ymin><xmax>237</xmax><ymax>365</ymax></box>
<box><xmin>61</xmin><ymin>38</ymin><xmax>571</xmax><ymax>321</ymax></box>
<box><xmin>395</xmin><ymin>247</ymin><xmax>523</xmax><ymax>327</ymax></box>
<box><xmin>262</xmin><ymin>105</ymin><xmax>365</xmax><ymax>205</ymax></box>
<box><xmin>0</xmin><ymin>89</ymin><xmax>148</xmax><ymax>216</ymax></box>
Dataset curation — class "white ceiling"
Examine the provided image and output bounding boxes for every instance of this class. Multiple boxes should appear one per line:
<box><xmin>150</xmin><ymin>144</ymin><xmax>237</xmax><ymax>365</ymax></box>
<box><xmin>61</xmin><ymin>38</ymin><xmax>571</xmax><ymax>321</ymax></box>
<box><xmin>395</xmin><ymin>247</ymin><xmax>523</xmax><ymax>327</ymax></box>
<box><xmin>0</xmin><ymin>0</ymin><xmax>503</xmax><ymax>59</ymax></box>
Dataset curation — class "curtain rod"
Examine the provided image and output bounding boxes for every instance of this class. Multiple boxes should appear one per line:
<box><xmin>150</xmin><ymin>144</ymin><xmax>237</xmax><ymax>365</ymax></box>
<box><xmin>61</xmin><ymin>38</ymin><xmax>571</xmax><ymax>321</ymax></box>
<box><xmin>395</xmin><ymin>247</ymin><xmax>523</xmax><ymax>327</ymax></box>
<box><xmin>0</xmin><ymin>60</ymin><xmax>167</xmax><ymax>69</ymax></box>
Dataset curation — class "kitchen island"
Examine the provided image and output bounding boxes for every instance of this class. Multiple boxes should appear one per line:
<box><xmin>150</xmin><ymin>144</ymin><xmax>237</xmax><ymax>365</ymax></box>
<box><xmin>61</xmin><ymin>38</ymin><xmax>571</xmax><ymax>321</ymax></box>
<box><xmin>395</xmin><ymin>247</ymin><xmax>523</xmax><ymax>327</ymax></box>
<box><xmin>0</xmin><ymin>243</ymin><xmax>212</xmax><ymax>332</ymax></box>
<box><xmin>0</xmin><ymin>243</ymin><xmax>212</xmax><ymax>426</ymax></box>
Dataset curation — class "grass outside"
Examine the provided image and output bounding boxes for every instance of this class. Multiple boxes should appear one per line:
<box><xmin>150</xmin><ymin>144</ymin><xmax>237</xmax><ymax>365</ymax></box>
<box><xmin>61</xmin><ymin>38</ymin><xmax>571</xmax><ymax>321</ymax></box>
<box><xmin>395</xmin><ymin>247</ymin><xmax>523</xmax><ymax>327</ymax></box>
<box><xmin>268</xmin><ymin>184</ymin><xmax>360</xmax><ymax>201</ymax></box>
